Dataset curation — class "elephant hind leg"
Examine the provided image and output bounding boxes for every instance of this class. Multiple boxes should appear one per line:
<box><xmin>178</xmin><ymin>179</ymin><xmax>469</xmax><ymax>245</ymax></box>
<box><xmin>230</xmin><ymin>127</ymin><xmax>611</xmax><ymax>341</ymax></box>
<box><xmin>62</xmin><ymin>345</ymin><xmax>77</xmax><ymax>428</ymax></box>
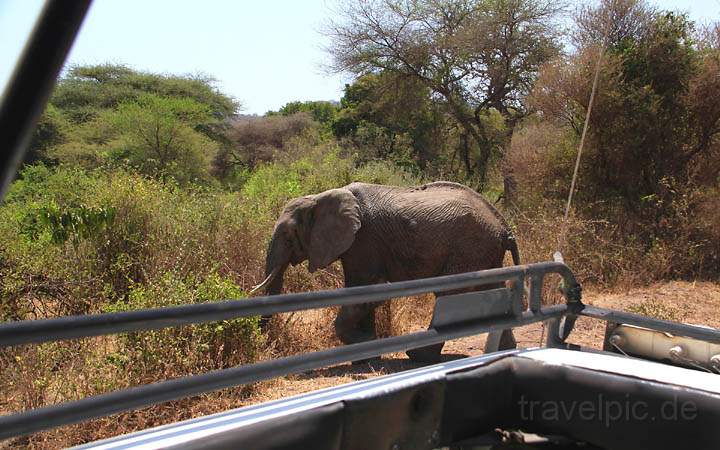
<box><xmin>406</xmin><ymin>280</ymin><xmax>515</xmax><ymax>363</ymax></box>
<box><xmin>406</xmin><ymin>291</ymin><xmax>445</xmax><ymax>363</ymax></box>
<box><xmin>484</xmin><ymin>329</ymin><xmax>517</xmax><ymax>353</ymax></box>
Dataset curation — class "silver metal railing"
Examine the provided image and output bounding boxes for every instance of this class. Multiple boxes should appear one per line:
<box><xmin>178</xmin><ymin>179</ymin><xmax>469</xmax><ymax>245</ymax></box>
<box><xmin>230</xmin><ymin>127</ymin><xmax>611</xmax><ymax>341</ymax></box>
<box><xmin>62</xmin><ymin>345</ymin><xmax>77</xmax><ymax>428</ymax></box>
<box><xmin>4</xmin><ymin>259</ymin><xmax>720</xmax><ymax>441</ymax></box>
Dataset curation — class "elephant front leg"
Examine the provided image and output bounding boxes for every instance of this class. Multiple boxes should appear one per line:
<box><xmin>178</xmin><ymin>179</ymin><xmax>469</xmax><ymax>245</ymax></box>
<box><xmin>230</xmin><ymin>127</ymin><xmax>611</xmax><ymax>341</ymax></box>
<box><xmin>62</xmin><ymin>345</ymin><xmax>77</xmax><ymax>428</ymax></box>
<box><xmin>336</xmin><ymin>256</ymin><xmax>384</xmax><ymax>345</ymax></box>
<box><xmin>334</xmin><ymin>303</ymin><xmax>377</xmax><ymax>345</ymax></box>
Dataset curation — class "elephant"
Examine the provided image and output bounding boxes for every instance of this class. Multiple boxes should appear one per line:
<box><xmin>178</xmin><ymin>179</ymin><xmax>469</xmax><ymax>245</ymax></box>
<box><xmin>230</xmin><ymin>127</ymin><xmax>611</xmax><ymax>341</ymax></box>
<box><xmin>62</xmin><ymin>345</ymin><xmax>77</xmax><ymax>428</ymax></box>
<box><xmin>251</xmin><ymin>181</ymin><xmax>520</xmax><ymax>363</ymax></box>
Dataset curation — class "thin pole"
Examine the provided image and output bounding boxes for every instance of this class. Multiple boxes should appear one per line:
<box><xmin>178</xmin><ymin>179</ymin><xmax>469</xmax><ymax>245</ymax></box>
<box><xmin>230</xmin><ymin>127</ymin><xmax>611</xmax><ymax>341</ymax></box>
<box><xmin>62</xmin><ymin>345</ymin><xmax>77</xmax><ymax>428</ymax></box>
<box><xmin>556</xmin><ymin>31</ymin><xmax>609</xmax><ymax>256</ymax></box>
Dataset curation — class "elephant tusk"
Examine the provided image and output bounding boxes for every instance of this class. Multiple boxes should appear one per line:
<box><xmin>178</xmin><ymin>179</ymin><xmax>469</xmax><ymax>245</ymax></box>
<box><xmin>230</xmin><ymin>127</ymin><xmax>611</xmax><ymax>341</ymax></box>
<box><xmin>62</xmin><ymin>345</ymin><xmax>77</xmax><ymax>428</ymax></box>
<box><xmin>249</xmin><ymin>266</ymin><xmax>281</xmax><ymax>295</ymax></box>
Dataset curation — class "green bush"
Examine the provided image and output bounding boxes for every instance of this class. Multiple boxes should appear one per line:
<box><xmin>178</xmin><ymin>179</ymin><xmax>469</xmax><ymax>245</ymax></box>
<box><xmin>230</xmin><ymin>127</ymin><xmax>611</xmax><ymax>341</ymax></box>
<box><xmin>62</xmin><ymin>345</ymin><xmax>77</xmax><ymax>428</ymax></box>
<box><xmin>0</xmin><ymin>166</ymin><xmax>260</xmax><ymax>316</ymax></box>
<box><xmin>0</xmin><ymin>145</ymin><xmax>420</xmax><ymax>321</ymax></box>
<box><xmin>21</xmin><ymin>202</ymin><xmax>115</xmax><ymax>245</ymax></box>
<box><xmin>240</xmin><ymin>142</ymin><xmax>421</xmax><ymax>219</ymax></box>
<box><xmin>106</xmin><ymin>271</ymin><xmax>260</xmax><ymax>374</ymax></box>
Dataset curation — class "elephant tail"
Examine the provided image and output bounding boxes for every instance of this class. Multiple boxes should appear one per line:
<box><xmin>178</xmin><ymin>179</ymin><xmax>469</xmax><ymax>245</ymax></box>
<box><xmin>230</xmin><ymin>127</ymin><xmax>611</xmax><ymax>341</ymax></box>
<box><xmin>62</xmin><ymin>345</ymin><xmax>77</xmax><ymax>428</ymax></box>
<box><xmin>506</xmin><ymin>235</ymin><xmax>521</xmax><ymax>266</ymax></box>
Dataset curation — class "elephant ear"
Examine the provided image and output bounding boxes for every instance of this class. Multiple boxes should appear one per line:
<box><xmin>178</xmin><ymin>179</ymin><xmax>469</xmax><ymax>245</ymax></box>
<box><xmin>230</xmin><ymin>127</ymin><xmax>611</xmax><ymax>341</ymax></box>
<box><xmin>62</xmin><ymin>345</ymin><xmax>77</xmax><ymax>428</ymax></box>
<box><xmin>307</xmin><ymin>188</ymin><xmax>361</xmax><ymax>273</ymax></box>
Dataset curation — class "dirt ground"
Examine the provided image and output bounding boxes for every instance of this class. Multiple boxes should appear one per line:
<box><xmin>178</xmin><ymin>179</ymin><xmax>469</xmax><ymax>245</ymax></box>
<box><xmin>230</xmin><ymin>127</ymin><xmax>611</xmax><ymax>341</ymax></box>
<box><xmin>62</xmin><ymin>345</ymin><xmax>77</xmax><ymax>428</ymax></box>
<box><xmin>248</xmin><ymin>280</ymin><xmax>720</xmax><ymax>405</ymax></box>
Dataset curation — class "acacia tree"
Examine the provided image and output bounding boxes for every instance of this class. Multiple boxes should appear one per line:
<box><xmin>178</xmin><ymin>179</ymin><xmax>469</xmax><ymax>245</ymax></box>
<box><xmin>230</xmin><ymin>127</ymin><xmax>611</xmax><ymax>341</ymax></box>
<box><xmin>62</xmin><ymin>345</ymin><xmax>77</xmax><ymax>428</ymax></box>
<box><xmin>109</xmin><ymin>94</ymin><xmax>218</xmax><ymax>183</ymax></box>
<box><xmin>49</xmin><ymin>94</ymin><xmax>220</xmax><ymax>184</ymax></box>
<box><xmin>269</xmin><ymin>100</ymin><xmax>340</xmax><ymax>125</ymax></box>
<box><xmin>51</xmin><ymin>64</ymin><xmax>238</xmax><ymax>126</ymax></box>
<box><xmin>31</xmin><ymin>64</ymin><xmax>240</xmax><ymax>175</ymax></box>
<box><xmin>333</xmin><ymin>72</ymin><xmax>447</xmax><ymax>170</ymax></box>
<box><xmin>325</xmin><ymin>0</ymin><xmax>563</xmax><ymax>185</ymax></box>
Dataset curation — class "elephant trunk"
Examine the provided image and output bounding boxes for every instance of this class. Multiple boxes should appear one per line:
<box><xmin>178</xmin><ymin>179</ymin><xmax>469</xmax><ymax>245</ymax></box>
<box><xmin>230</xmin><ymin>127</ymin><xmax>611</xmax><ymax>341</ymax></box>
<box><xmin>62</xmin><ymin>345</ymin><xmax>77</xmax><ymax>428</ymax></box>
<box><xmin>249</xmin><ymin>266</ymin><xmax>282</xmax><ymax>295</ymax></box>
<box><xmin>262</xmin><ymin>231</ymin><xmax>291</xmax><ymax>295</ymax></box>
<box><xmin>257</xmin><ymin>230</ymin><xmax>291</xmax><ymax>328</ymax></box>
<box><xmin>264</xmin><ymin>264</ymin><xmax>288</xmax><ymax>296</ymax></box>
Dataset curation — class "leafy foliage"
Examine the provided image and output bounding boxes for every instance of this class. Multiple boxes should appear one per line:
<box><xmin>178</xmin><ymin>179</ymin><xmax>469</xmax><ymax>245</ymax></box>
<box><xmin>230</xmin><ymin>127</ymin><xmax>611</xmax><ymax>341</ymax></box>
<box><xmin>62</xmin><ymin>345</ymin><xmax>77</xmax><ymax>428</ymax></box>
<box><xmin>332</xmin><ymin>73</ymin><xmax>444</xmax><ymax>171</ymax></box>
<box><xmin>32</xmin><ymin>65</ymin><xmax>238</xmax><ymax>185</ymax></box>
<box><xmin>26</xmin><ymin>104</ymin><xmax>70</xmax><ymax>165</ymax></box>
<box><xmin>48</xmin><ymin>94</ymin><xmax>220</xmax><ymax>184</ymax></box>
<box><xmin>104</xmin><ymin>94</ymin><xmax>218</xmax><ymax>183</ymax></box>
<box><xmin>22</xmin><ymin>202</ymin><xmax>115</xmax><ymax>245</ymax></box>
<box><xmin>532</xmin><ymin>3</ymin><xmax>714</xmax><ymax>208</ymax></box>
<box><xmin>107</xmin><ymin>272</ymin><xmax>260</xmax><ymax>373</ymax></box>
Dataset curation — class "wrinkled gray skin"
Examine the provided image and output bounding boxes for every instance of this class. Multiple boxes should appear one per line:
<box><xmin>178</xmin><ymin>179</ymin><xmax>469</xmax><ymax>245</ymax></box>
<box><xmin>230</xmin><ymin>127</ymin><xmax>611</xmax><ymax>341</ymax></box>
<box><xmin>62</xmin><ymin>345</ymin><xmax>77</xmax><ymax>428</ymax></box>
<box><xmin>261</xmin><ymin>181</ymin><xmax>520</xmax><ymax>362</ymax></box>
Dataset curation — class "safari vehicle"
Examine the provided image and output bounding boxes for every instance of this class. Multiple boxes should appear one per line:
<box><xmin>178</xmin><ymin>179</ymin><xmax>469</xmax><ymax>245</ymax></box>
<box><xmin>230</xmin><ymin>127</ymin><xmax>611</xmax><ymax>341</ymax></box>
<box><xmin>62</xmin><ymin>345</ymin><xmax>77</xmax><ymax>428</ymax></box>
<box><xmin>1</xmin><ymin>2</ymin><xmax>720</xmax><ymax>449</ymax></box>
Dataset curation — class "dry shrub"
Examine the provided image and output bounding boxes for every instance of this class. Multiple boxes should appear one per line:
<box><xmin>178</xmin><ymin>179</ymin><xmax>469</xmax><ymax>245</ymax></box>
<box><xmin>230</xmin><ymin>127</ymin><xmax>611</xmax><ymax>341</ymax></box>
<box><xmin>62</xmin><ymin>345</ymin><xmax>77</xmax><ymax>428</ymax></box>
<box><xmin>262</xmin><ymin>269</ymin><xmax>436</xmax><ymax>355</ymax></box>
<box><xmin>670</xmin><ymin>186</ymin><xmax>720</xmax><ymax>277</ymax></box>
<box><xmin>511</xmin><ymin>195</ymin><xmax>720</xmax><ymax>293</ymax></box>
<box><xmin>505</xmin><ymin>115</ymin><xmax>720</xmax><ymax>286</ymax></box>
<box><xmin>215</xmin><ymin>113</ymin><xmax>319</xmax><ymax>175</ymax></box>
<box><xmin>503</xmin><ymin>120</ymin><xmax>577</xmax><ymax>210</ymax></box>
<box><xmin>376</xmin><ymin>295</ymin><xmax>436</xmax><ymax>338</ymax></box>
<box><xmin>517</xmin><ymin>15</ymin><xmax>720</xmax><ymax>284</ymax></box>
<box><xmin>694</xmin><ymin>188</ymin><xmax>720</xmax><ymax>250</ymax></box>
<box><xmin>264</xmin><ymin>308</ymin><xmax>339</xmax><ymax>358</ymax></box>
<box><xmin>3</xmin><ymin>390</ymin><xmax>252</xmax><ymax>449</ymax></box>
<box><xmin>0</xmin><ymin>336</ymin><xmax>206</xmax><ymax>448</ymax></box>
<box><xmin>512</xmin><ymin>209</ymin><xmax>645</xmax><ymax>289</ymax></box>
<box><xmin>0</xmin><ymin>168</ymin><xmax>272</xmax><ymax>447</ymax></box>
<box><xmin>231</xmin><ymin>113</ymin><xmax>316</xmax><ymax>151</ymax></box>
<box><xmin>260</xmin><ymin>262</ymin><xmax>344</xmax><ymax>356</ymax></box>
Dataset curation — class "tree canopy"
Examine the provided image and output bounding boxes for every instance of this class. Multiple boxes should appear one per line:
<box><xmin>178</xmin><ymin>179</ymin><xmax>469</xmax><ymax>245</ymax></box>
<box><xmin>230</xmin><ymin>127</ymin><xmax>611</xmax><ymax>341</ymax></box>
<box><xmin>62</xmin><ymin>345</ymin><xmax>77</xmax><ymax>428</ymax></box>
<box><xmin>28</xmin><ymin>65</ymin><xmax>240</xmax><ymax>185</ymax></box>
<box><xmin>268</xmin><ymin>100</ymin><xmax>340</xmax><ymax>125</ymax></box>
<box><xmin>50</xmin><ymin>64</ymin><xmax>239</xmax><ymax>124</ymax></box>
<box><xmin>325</xmin><ymin>0</ymin><xmax>563</xmax><ymax>185</ymax></box>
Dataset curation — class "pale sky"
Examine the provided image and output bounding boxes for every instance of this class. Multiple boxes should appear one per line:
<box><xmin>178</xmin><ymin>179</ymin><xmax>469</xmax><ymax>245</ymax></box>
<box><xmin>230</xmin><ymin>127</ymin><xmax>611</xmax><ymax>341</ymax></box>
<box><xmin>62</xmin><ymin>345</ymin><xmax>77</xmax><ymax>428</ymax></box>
<box><xmin>1</xmin><ymin>0</ymin><xmax>718</xmax><ymax>115</ymax></box>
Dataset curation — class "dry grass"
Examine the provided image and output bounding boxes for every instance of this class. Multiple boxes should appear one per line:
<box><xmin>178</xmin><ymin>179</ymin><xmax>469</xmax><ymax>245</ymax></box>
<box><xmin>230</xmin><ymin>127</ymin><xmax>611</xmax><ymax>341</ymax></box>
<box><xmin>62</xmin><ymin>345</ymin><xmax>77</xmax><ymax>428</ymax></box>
<box><xmin>376</xmin><ymin>295</ymin><xmax>436</xmax><ymax>338</ymax></box>
<box><xmin>627</xmin><ymin>300</ymin><xmax>686</xmax><ymax>322</ymax></box>
<box><xmin>508</xmin><ymin>206</ymin><xmax>711</xmax><ymax>291</ymax></box>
